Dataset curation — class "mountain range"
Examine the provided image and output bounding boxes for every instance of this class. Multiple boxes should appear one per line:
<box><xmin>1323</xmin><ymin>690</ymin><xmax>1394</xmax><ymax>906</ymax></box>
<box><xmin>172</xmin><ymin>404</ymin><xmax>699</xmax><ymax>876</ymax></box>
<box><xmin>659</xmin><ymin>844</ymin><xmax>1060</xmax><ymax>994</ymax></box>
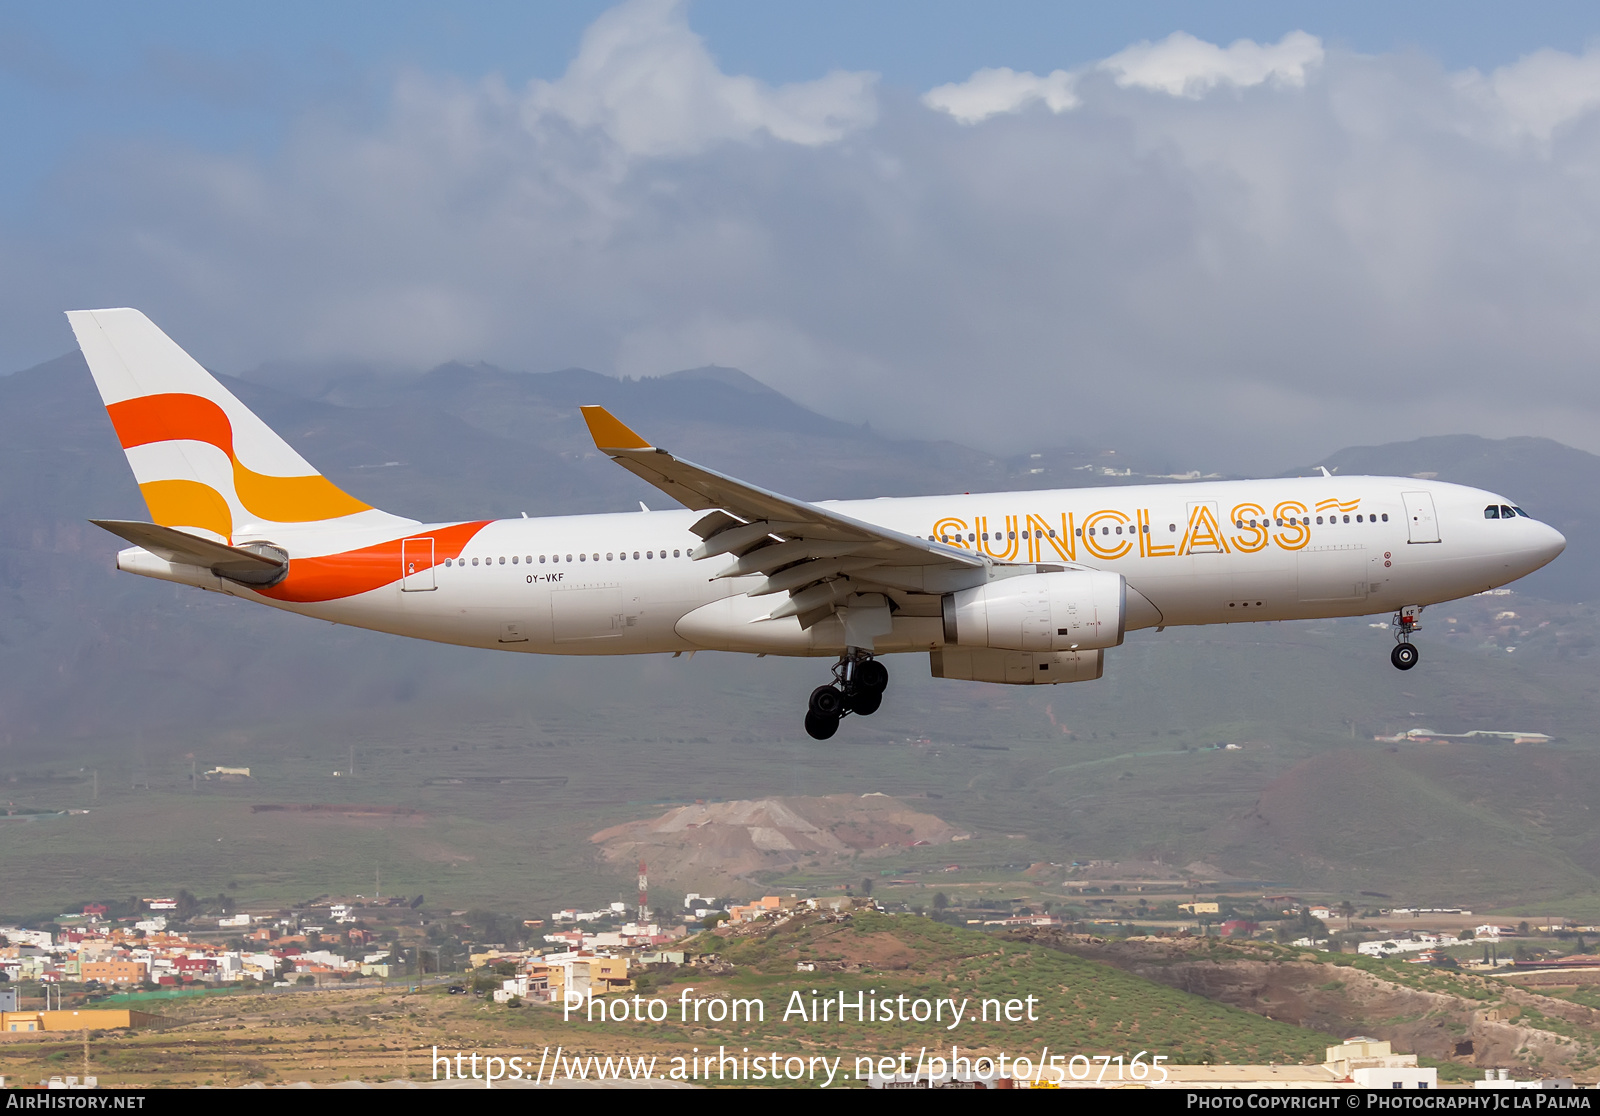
<box><xmin>2</xmin><ymin>350</ymin><xmax>1598</xmax><ymax>915</ymax></box>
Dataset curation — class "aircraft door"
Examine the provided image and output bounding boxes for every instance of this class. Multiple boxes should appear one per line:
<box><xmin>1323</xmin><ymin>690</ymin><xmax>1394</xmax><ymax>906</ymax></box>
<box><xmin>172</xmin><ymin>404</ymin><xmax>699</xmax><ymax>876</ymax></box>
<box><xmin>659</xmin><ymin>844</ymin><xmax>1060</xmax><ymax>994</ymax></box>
<box><xmin>401</xmin><ymin>537</ymin><xmax>436</xmax><ymax>591</ymax></box>
<box><xmin>1401</xmin><ymin>492</ymin><xmax>1440</xmax><ymax>544</ymax></box>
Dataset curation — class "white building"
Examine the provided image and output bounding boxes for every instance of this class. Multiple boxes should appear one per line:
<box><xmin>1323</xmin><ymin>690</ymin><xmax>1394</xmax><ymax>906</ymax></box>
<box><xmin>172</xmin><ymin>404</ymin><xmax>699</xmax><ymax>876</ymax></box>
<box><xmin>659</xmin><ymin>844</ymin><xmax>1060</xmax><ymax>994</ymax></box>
<box><xmin>1358</xmin><ymin>933</ymin><xmax>1459</xmax><ymax>957</ymax></box>
<box><xmin>1352</xmin><ymin>1066</ymin><xmax>1437</xmax><ymax>1088</ymax></box>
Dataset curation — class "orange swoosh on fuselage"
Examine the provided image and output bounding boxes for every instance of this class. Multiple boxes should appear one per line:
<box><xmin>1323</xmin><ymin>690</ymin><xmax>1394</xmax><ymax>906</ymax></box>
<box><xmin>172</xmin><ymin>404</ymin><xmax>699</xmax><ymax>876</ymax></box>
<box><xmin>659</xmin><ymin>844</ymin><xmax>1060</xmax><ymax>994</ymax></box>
<box><xmin>259</xmin><ymin>521</ymin><xmax>491</xmax><ymax>603</ymax></box>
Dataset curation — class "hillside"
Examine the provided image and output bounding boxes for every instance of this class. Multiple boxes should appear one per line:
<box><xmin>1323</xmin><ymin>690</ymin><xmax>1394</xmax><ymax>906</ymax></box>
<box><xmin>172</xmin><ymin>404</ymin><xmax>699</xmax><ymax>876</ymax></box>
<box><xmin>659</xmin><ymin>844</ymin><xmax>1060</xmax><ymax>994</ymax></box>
<box><xmin>0</xmin><ymin>911</ymin><xmax>1341</xmax><ymax>1087</ymax></box>
<box><xmin>590</xmin><ymin>794</ymin><xmax>968</xmax><ymax>890</ymax></box>
<box><xmin>1023</xmin><ymin>932</ymin><xmax>1600</xmax><ymax>1079</ymax></box>
<box><xmin>645</xmin><ymin>909</ymin><xmax>1337</xmax><ymax>1067</ymax></box>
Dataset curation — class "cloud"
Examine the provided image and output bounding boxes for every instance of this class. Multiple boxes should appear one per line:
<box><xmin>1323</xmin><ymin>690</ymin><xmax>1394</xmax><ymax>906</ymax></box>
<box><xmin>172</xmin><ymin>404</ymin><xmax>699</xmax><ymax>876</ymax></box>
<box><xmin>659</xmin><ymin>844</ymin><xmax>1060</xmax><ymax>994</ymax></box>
<box><xmin>922</xmin><ymin>67</ymin><xmax>1078</xmax><ymax>125</ymax></box>
<box><xmin>11</xmin><ymin>7</ymin><xmax>1600</xmax><ymax>475</ymax></box>
<box><xmin>1099</xmin><ymin>30</ymin><xmax>1324</xmax><ymax>99</ymax></box>
<box><xmin>922</xmin><ymin>31</ymin><xmax>1322</xmax><ymax>124</ymax></box>
<box><xmin>524</xmin><ymin>0</ymin><xmax>876</xmax><ymax>157</ymax></box>
<box><xmin>1459</xmin><ymin>47</ymin><xmax>1600</xmax><ymax>143</ymax></box>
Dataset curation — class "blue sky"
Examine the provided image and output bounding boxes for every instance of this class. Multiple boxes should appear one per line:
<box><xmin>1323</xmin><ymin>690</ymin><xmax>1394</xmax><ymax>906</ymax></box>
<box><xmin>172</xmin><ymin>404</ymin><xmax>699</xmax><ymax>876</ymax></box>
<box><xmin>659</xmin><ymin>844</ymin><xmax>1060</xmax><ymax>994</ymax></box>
<box><xmin>6</xmin><ymin>1</ymin><xmax>1596</xmax><ymax>204</ymax></box>
<box><xmin>7</xmin><ymin>1</ymin><xmax>1600</xmax><ymax>469</ymax></box>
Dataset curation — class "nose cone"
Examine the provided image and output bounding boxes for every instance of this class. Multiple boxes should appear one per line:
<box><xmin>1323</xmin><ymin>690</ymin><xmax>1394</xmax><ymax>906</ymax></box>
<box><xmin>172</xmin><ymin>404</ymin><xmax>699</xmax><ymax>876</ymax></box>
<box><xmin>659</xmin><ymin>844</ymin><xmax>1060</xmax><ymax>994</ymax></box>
<box><xmin>1535</xmin><ymin>522</ymin><xmax>1568</xmax><ymax>569</ymax></box>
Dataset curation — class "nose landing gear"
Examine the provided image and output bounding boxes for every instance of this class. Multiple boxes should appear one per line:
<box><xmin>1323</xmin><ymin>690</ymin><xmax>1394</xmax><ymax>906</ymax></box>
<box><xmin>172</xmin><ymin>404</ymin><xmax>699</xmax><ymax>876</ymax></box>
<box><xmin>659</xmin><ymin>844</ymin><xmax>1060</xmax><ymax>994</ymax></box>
<box><xmin>1390</xmin><ymin>605</ymin><xmax>1422</xmax><ymax>671</ymax></box>
<box><xmin>803</xmin><ymin>650</ymin><xmax>890</xmax><ymax>740</ymax></box>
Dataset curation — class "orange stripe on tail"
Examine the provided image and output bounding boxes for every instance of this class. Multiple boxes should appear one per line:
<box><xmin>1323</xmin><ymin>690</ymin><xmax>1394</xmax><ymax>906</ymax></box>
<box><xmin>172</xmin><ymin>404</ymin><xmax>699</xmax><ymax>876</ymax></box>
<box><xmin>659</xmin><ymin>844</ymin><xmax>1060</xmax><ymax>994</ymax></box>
<box><xmin>138</xmin><ymin>479</ymin><xmax>234</xmax><ymax>540</ymax></box>
<box><xmin>108</xmin><ymin>393</ymin><xmax>371</xmax><ymax>524</ymax></box>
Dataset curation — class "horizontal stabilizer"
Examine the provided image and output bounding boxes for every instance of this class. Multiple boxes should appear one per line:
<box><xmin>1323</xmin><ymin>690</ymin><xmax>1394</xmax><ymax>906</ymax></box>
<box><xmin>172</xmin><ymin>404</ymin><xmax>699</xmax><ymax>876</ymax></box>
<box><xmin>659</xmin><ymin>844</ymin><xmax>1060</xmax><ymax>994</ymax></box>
<box><xmin>90</xmin><ymin>520</ymin><xmax>288</xmax><ymax>587</ymax></box>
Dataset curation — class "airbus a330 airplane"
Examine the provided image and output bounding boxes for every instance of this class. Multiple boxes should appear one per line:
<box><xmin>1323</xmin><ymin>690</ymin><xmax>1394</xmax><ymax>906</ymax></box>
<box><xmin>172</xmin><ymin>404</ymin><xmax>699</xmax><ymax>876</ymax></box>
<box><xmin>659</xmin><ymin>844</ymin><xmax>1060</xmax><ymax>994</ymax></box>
<box><xmin>69</xmin><ymin>309</ymin><xmax>1567</xmax><ymax>739</ymax></box>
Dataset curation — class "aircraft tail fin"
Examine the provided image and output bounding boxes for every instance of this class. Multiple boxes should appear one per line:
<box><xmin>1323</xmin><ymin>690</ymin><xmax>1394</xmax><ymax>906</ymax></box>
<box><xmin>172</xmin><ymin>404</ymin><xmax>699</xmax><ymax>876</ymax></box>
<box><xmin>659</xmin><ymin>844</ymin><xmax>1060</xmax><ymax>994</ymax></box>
<box><xmin>67</xmin><ymin>308</ymin><xmax>405</xmax><ymax>543</ymax></box>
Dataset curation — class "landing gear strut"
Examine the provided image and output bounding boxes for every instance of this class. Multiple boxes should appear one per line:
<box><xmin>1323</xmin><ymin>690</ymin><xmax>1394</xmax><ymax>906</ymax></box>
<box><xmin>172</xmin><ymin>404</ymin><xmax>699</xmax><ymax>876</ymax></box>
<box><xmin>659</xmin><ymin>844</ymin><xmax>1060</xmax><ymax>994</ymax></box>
<box><xmin>803</xmin><ymin>649</ymin><xmax>890</xmax><ymax>740</ymax></box>
<box><xmin>1390</xmin><ymin>605</ymin><xmax>1422</xmax><ymax>671</ymax></box>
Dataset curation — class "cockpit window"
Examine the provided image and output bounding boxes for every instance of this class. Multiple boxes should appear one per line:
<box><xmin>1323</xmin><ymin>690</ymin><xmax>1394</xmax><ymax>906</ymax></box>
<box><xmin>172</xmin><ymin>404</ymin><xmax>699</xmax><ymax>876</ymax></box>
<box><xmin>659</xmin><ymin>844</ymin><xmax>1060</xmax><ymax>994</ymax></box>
<box><xmin>1500</xmin><ymin>505</ymin><xmax>1516</xmax><ymax>518</ymax></box>
<box><xmin>1513</xmin><ymin>506</ymin><xmax>1531</xmax><ymax>518</ymax></box>
<box><xmin>1484</xmin><ymin>505</ymin><xmax>1500</xmax><ymax>519</ymax></box>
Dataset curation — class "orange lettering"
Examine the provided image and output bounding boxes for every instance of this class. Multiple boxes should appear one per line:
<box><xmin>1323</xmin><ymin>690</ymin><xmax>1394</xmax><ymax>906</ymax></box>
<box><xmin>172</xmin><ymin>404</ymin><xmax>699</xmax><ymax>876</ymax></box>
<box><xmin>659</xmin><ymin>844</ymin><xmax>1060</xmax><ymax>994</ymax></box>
<box><xmin>1081</xmin><ymin>510</ymin><xmax>1133</xmax><ymax>560</ymax></box>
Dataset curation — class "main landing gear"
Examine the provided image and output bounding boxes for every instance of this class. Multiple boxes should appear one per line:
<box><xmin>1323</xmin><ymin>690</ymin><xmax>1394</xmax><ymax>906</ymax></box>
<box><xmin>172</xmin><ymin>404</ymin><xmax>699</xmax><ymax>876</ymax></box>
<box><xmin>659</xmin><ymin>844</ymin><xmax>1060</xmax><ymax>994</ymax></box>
<box><xmin>1390</xmin><ymin>605</ymin><xmax>1422</xmax><ymax>671</ymax></box>
<box><xmin>804</xmin><ymin>650</ymin><xmax>889</xmax><ymax>740</ymax></box>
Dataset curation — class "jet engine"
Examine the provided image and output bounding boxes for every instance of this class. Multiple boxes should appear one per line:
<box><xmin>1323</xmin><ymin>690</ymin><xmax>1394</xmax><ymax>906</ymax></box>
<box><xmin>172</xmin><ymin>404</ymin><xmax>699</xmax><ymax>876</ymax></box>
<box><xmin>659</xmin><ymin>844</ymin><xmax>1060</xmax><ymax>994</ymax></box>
<box><xmin>941</xmin><ymin>569</ymin><xmax>1126</xmax><ymax>652</ymax></box>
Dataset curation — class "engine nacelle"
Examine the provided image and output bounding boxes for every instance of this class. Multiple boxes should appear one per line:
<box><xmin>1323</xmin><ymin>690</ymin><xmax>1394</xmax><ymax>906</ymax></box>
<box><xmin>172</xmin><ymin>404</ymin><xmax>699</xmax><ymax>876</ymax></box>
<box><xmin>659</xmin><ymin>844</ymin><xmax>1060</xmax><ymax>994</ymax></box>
<box><xmin>930</xmin><ymin>647</ymin><xmax>1103</xmax><ymax>686</ymax></box>
<box><xmin>941</xmin><ymin>569</ymin><xmax>1126</xmax><ymax>652</ymax></box>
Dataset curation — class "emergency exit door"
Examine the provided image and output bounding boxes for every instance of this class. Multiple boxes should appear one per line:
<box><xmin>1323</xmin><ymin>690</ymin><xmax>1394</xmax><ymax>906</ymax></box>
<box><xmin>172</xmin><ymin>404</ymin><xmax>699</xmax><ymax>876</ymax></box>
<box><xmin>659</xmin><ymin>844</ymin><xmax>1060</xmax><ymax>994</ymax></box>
<box><xmin>1401</xmin><ymin>492</ymin><xmax>1440</xmax><ymax>544</ymax></box>
<box><xmin>401</xmin><ymin>536</ymin><xmax>436</xmax><ymax>590</ymax></box>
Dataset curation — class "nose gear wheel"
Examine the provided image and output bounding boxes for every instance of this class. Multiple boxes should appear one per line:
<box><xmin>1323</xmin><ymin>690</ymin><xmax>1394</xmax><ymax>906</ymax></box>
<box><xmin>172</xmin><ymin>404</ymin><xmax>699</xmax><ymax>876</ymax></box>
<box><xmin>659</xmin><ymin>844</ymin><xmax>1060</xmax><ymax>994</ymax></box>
<box><xmin>1390</xmin><ymin>606</ymin><xmax>1422</xmax><ymax>671</ymax></box>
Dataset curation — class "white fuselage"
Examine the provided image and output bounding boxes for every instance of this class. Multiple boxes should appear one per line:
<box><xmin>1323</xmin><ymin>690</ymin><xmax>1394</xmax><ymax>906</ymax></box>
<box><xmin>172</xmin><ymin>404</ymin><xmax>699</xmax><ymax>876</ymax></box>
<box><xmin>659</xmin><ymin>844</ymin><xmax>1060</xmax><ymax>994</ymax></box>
<box><xmin>121</xmin><ymin>475</ymin><xmax>1565</xmax><ymax>659</ymax></box>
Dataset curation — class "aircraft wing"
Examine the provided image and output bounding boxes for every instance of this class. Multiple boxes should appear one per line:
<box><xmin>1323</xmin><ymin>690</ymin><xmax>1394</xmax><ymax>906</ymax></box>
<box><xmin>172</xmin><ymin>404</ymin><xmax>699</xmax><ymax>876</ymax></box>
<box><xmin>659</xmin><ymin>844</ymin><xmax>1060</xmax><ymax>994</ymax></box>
<box><xmin>581</xmin><ymin>406</ymin><xmax>986</xmax><ymax>624</ymax></box>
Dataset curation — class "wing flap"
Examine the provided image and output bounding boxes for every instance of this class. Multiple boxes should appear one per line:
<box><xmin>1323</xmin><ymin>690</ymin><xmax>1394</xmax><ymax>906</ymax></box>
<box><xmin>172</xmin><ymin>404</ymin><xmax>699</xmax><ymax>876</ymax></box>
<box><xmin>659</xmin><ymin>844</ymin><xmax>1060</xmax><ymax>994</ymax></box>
<box><xmin>579</xmin><ymin>405</ymin><xmax>986</xmax><ymax>640</ymax></box>
<box><xmin>580</xmin><ymin>405</ymin><xmax>982</xmax><ymax>569</ymax></box>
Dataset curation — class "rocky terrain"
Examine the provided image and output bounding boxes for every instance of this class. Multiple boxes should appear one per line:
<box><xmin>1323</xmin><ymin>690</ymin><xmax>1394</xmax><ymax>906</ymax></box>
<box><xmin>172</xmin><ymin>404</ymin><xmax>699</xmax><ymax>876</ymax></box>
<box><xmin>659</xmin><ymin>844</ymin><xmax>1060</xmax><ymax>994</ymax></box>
<box><xmin>590</xmin><ymin>794</ymin><xmax>968</xmax><ymax>890</ymax></box>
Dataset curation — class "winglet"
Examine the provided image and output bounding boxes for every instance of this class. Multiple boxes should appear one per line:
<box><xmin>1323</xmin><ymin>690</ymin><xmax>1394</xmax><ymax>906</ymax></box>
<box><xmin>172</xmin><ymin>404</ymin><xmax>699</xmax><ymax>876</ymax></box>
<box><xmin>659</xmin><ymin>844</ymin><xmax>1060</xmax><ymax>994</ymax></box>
<box><xmin>581</xmin><ymin>405</ymin><xmax>653</xmax><ymax>451</ymax></box>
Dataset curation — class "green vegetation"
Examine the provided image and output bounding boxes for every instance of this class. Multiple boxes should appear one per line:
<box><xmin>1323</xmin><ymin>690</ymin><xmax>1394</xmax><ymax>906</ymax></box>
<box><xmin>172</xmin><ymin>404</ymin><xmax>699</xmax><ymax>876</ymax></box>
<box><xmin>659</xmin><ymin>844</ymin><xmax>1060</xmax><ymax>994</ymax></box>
<box><xmin>533</xmin><ymin>913</ymin><xmax>1334</xmax><ymax>1067</ymax></box>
